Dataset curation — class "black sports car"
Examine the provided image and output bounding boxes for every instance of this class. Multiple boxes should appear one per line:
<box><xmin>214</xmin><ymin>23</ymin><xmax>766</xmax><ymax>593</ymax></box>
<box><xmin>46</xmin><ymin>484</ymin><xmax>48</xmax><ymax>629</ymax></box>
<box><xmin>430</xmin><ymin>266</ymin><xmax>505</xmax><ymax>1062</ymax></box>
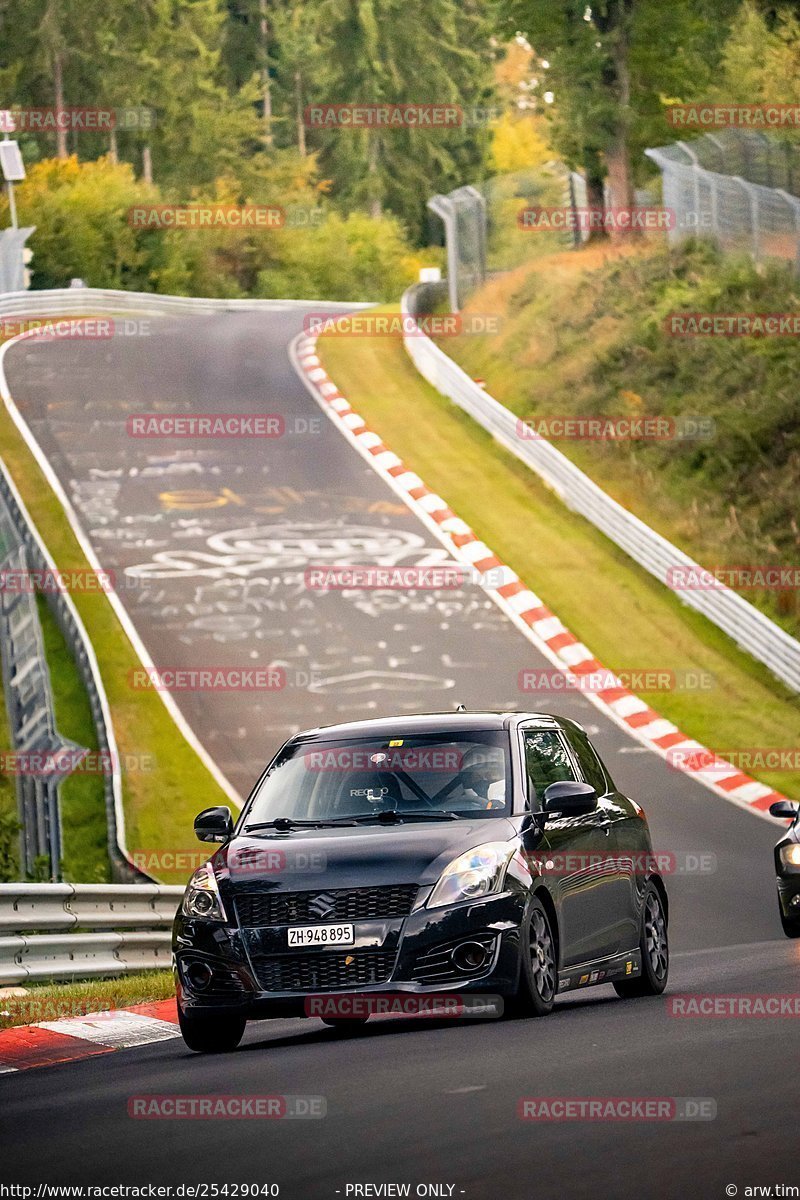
<box><xmin>769</xmin><ymin>799</ymin><xmax>800</xmax><ymax>937</ymax></box>
<box><xmin>173</xmin><ymin>711</ymin><xmax>670</xmax><ymax>1052</ymax></box>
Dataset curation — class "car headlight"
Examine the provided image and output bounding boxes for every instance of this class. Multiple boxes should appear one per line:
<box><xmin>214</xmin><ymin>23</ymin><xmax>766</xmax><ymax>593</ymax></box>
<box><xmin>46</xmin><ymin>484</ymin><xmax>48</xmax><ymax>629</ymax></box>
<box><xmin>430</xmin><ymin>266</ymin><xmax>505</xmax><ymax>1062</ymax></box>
<box><xmin>780</xmin><ymin>844</ymin><xmax>800</xmax><ymax>871</ymax></box>
<box><xmin>427</xmin><ymin>842</ymin><xmax>514</xmax><ymax>909</ymax></box>
<box><xmin>182</xmin><ymin>863</ymin><xmax>228</xmax><ymax>921</ymax></box>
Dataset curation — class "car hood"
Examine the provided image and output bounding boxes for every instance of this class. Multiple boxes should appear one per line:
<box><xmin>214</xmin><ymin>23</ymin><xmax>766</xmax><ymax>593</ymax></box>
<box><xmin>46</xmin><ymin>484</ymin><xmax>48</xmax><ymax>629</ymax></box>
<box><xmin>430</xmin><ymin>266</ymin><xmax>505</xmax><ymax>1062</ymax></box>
<box><xmin>212</xmin><ymin>818</ymin><xmax>518</xmax><ymax>895</ymax></box>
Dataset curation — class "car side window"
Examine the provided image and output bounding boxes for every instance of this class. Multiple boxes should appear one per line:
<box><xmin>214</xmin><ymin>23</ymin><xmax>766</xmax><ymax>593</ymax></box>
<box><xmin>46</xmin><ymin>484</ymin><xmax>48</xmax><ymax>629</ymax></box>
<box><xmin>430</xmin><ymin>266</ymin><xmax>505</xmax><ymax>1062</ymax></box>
<box><xmin>523</xmin><ymin>730</ymin><xmax>575</xmax><ymax>810</ymax></box>
<box><xmin>564</xmin><ymin>727</ymin><xmax>608</xmax><ymax>796</ymax></box>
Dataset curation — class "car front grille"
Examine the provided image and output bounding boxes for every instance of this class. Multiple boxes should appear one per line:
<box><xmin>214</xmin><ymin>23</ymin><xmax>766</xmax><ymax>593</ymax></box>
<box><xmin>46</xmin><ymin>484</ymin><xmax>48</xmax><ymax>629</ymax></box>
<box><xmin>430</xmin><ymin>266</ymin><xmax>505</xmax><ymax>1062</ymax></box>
<box><xmin>251</xmin><ymin>950</ymin><xmax>396</xmax><ymax>992</ymax></box>
<box><xmin>235</xmin><ymin>884</ymin><xmax>418</xmax><ymax>928</ymax></box>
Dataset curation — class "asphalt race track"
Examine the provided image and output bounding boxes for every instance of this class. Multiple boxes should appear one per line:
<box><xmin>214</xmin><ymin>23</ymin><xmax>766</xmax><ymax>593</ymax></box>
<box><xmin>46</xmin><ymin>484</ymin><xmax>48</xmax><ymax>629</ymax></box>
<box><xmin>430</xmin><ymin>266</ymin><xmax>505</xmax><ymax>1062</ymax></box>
<box><xmin>1</xmin><ymin>309</ymin><xmax>797</xmax><ymax>1199</ymax></box>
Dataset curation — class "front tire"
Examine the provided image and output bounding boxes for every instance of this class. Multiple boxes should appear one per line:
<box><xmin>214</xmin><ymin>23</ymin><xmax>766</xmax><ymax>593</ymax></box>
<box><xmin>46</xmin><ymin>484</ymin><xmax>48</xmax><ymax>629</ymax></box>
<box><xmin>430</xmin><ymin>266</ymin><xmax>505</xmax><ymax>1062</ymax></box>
<box><xmin>178</xmin><ymin>1007</ymin><xmax>246</xmax><ymax>1053</ymax></box>
<box><xmin>514</xmin><ymin>897</ymin><xmax>557</xmax><ymax>1017</ymax></box>
<box><xmin>779</xmin><ymin>903</ymin><xmax>800</xmax><ymax>938</ymax></box>
<box><xmin>614</xmin><ymin>883</ymin><xmax>669</xmax><ymax>998</ymax></box>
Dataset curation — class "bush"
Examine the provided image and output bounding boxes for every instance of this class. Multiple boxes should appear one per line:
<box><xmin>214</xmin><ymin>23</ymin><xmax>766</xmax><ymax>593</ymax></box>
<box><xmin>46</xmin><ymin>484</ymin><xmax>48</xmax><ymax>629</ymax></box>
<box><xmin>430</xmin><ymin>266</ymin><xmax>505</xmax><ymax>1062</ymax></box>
<box><xmin>4</xmin><ymin>156</ymin><xmax>158</xmax><ymax>290</ymax></box>
<box><xmin>2</xmin><ymin>156</ymin><xmax>432</xmax><ymax>303</ymax></box>
<box><xmin>254</xmin><ymin>211</ymin><xmax>437</xmax><ymax>303</ymax></box>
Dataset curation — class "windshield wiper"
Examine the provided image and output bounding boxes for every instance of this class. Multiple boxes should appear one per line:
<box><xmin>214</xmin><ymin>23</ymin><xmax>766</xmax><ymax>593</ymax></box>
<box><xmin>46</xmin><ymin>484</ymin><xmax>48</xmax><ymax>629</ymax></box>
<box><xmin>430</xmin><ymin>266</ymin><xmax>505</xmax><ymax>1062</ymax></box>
<box><xmin>353</xmin><ymin>809</ymin><xmax>460</xmax><ymax>824</ymax></box>
<box><xmin>243</xmin><ymin>817</ymin><xmax>359</xmax><ymax>832</ymax></box>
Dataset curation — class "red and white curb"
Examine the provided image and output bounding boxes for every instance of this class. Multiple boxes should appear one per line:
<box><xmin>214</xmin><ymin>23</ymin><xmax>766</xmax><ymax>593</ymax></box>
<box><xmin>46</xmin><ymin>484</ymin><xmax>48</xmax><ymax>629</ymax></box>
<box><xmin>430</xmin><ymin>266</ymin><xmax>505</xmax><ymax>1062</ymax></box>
<box><xmin>290</xmin><ymin>332</ymin><xmax>788</xmax><ymax>823</ymax></box>
<box><xmin>0</xmin><ymin>999</ymin><xmax>180</xmax><ymax>1073</ymax></box>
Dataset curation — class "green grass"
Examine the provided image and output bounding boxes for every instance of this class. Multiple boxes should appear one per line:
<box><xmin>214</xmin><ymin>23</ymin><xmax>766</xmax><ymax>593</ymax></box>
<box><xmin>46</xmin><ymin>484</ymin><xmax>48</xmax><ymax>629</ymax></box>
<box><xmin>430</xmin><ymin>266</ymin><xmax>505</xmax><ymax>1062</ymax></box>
<box><xmin>0</xmin><ymin>403</ymin><xmax>231</xmax><ymax>884</ymax></box>
<box><xmin>0</xmin><ymin>675</ymin><xmax>19</xmax><ymax>881</ymax></box>
<box><xmin>36</xmin><ymin>595</ymin><xmax>110</xmax><ymax>882</ymax></box>
<box><xmin>0</xmin><ymin>971</ymin><xmax>174</xmax><ymax>1029</ymax></box>
<box><xmin>319</xmin><ymin>305</ymin><xmax>800</xmax><ymax>802</ymax></box>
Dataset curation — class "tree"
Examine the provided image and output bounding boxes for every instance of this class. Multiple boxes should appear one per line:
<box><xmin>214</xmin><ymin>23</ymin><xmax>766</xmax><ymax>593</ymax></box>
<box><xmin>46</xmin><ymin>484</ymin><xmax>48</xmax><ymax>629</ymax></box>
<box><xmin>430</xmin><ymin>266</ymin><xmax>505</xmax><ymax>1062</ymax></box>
<box><xmin>307</xmin><ymin>0</ymin><xmax>494</xmax><ymax>240</ymax></box>
<box><xmin>497</xmin><ymin>0</ymin><xmax>740</xmax><ymax>232</ymax></box>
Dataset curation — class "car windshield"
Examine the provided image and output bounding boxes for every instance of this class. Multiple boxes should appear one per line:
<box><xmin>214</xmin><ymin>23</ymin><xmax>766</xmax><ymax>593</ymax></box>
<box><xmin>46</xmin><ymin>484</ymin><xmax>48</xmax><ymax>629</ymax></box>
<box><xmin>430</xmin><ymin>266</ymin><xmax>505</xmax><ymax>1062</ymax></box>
<box><xmin>243</xmin><ymin>731</ymin><xmax>511</xmax><ymax>826</ymax></box>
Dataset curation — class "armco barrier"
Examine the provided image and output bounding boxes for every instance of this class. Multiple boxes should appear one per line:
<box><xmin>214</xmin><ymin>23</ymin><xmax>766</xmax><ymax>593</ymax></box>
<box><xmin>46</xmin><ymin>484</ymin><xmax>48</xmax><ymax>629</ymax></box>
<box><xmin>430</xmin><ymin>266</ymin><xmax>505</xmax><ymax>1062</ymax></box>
<box><xmin>401</xmin><ymin>282</ymin><xmax>800</xmax><ymax>695</ymax></box>
<box><xmin>0</xmin><ymin>459</ymin><xmax>149</xmax><ymax>882</ymax></box>
<box><xmin>0</xmin><ymin>287</ymin><xmax>372</xmax><ymax>318</ymax></box>
<box><xmin>0</xmin><ymin>882</ymin><xmax>184</xmax><ymax>983</ymax></box>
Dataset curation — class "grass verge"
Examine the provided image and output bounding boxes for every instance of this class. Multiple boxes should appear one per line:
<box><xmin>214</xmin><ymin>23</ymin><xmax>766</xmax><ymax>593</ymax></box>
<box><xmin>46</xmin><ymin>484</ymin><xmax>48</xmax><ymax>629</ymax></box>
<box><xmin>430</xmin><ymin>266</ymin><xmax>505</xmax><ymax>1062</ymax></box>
<box><xmin>319</xmin><ymin>307</ymin><xmax>800</xmax><ymax>800</ymax></box>
<box><xmin>442</xmin><ymin>239</ymin><xmax>800</xmax><ymax>639</ymax></box>
<box><xmin>37</xmin><ymin>595</ymin><xmax>110</xmax><ymax>882</ymax></box>
<box><xmin>0</xmin><ymin>970</ymin><xmax>174</xmax><ymax>1029</ymax></box>
<box><xmin>0</xmin><ymin>397</ymin><xmax>230</xmax><ymax>884</ymax></box>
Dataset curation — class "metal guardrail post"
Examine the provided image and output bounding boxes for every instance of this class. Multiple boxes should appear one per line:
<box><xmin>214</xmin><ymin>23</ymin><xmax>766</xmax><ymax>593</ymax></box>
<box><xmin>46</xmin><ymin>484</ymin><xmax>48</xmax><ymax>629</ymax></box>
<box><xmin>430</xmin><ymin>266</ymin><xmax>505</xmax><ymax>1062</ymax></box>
<box><xmin>463</xmin><ymin>186</ymin><xmax>488</xmax><ymax>285</ymax></box>
<box><xmin>427</xmin><ymin>194</ymin><xmax>460</xmax><ymax>312</ymax></box>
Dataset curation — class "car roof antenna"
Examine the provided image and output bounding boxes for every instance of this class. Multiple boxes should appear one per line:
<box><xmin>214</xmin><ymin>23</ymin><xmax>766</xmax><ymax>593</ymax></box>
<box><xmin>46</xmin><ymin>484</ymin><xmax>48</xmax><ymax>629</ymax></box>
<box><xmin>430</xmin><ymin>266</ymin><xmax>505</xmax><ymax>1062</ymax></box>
<box><xmin>455</xmin><ymin>703</ymin><xmax>467</xmax><ymax>712</ymax></box>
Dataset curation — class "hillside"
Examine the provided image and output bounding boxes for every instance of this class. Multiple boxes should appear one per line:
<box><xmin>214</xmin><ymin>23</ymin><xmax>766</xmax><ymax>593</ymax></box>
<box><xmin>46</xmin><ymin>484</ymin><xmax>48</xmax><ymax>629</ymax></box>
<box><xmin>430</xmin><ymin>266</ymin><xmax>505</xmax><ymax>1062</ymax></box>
<box><xmin>440</xmin><ymin>239</ymin><xmax>800</xmax><ymax>637</ymax></box>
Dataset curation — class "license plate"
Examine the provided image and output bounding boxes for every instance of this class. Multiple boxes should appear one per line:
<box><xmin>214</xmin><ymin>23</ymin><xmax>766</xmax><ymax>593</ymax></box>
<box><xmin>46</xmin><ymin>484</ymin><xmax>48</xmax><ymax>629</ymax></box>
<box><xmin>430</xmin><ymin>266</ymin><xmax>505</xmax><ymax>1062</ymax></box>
<box><xmin>287</xmin><ymin>923</ymin><xmax>355</xmax><ymax>948</ymax></box>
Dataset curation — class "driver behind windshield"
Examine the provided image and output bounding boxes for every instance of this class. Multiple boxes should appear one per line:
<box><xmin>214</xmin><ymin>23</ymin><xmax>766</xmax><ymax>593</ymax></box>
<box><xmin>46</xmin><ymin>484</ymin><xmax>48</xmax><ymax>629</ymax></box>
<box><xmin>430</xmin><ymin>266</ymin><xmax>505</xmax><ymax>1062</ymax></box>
<box><xmin>245</xmin><ymin>733</ymin><xmax>511</xmax><ymax>825</ymax></box>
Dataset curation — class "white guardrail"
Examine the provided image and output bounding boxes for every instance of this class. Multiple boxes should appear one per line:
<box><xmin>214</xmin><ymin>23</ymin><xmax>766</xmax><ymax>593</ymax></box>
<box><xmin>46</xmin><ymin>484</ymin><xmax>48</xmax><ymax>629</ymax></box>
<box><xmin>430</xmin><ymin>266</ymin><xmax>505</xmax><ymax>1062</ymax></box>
<box><xmin>401</xmin><ymin>282</ymin><xmax>800</xmax><ymax>695</ymax></box>
<box><xmin>0</xmin><ymin>883</ymin><xmax>184</xmax><ymax>983</ymax></box>
<box><xmin>0</xmin><ymin>287</ymin><xmax>372</xmax><ymax>319</ymax></box>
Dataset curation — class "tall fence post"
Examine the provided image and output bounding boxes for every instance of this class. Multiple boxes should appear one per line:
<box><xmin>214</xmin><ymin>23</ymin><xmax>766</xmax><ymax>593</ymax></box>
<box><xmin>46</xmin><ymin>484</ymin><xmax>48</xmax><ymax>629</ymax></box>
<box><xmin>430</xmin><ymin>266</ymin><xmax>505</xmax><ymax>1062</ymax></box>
<box><xmin>776</xmin><ymin>188</ymin><xmax>800</xmax><ymax>274</ymax></box>
<box><xmin>427</xmin><ymin>194</ymin><xmax>460</xmax><ymax>312</ymax></box>
<box><xmin>736</xmin><ymin>178</ymin><xmax>761</xmax><ymax>264</ymax></box>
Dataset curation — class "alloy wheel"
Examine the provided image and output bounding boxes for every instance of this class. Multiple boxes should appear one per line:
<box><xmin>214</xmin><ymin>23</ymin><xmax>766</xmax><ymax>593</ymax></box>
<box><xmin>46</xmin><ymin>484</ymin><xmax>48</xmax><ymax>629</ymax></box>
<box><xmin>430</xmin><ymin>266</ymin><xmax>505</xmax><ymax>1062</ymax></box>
<box><xmin>644</xmin><ymin>892</ymin><xmax>668</xmax><ymax>980</ymax></box>
<box><xmin>529</xmin><ymin>908</ymin><xmax>556</xmax><ymax>1002</ymax></box>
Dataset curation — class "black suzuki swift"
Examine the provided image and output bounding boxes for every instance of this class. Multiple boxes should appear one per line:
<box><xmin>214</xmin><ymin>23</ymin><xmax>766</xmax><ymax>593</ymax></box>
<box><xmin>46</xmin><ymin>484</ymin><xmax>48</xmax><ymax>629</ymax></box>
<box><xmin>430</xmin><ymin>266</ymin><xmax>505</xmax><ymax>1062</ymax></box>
<box><xmin>174</xmin><ymin>711</ymin><xmax>669</xmax><ymax>1051</ymax></box>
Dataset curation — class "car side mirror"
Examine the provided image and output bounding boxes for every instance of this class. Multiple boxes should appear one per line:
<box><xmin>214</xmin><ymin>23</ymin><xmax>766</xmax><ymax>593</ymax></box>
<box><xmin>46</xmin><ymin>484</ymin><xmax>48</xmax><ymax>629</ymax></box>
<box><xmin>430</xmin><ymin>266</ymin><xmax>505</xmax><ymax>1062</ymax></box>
<box><xmin>769</xmin><ymin>800</ymin><xmax>799</xmax><ymax>821</ymax></box>
<box><xmin>543</xmin><ymin>780</ymin><xmax>598</xmax><ymax>817</ymax></box>
<box><xmin>194</xmin><ymin>806</ymin><xmax>234</xmax><ymax>843</ymax></box>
